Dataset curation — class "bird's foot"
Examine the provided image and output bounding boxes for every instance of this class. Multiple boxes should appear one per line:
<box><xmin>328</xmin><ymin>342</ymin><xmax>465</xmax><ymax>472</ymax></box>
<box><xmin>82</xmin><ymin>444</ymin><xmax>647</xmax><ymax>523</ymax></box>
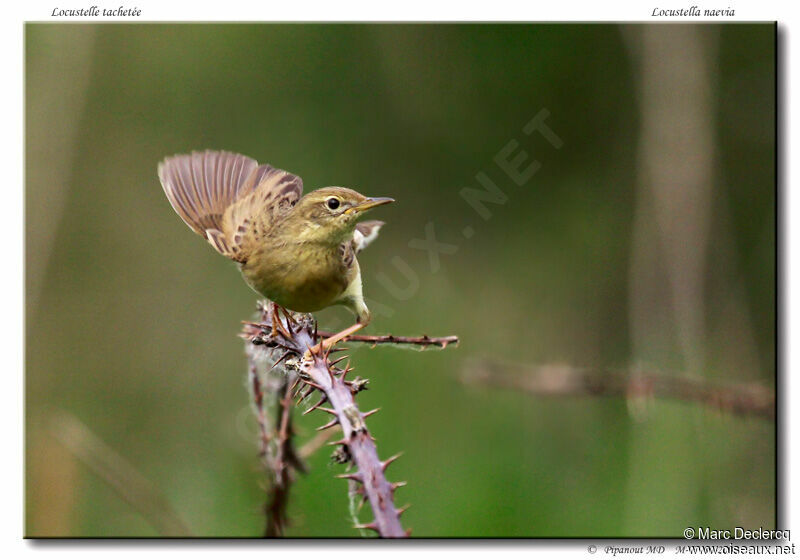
<box><xmin>278</xmin><ymin>305</ymin><xmax>298</xmax><ymax>326</ymax></box>
<box><xmin>304</xmin><ymin>322</ymin><xmax>366</xmax><ymax>360</ymax></box>
<box><xmin>269</xmin><ymin>302</ymin><xmax>294</xmax><ymax>340</ymax></box>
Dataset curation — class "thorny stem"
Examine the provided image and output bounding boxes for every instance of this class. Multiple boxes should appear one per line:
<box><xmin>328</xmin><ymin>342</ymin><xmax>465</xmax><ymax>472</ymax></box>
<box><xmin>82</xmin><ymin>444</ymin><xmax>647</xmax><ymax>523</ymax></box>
<box><xmin>243</xmin><ymin>302</ymin><xmax>450</xmax><ymax>537</ymax></box>
<box><xmin>247</xmin><ymin>354</ymin><xmax>271</xmax><ymax>471</ymax></box>
<box><xmin>248</xmin><ymin>341</ymin><xmax>305</xmax><ymax>537</ymax></box>
<box><xmin>462</xmin><ymin>360</ymin><xmax>775</xmax><ymax>421</ymax></box>
<box><xmin>302</xmin><ymin>348</ymin><xmax>407</xmax><ymax>537</ymax></box>
<box><xmin>264</xmin><ymin>378</ymin><xmax>301</xmax><ymax>537</ymax></box>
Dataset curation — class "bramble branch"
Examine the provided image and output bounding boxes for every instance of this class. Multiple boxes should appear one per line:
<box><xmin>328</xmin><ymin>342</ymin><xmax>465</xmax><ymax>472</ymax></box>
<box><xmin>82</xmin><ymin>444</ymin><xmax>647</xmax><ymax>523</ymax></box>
<box><xmin>266</xmin><ymin>376</ymin><xmax>305</xmax><ymax>536</ymax></box>
<box><xmin>462</xmin><ymin>360</ymin><xmax>775</xmax><ymax>421</ymax></box>
<box><xmin>246</xmin><ymin>341</ymin><xmax>306</xmax><ymax>537</ymax></box>
<box><xmin>242</xmin><ymin>301</ymin><xmax>458</xmax><ymax>537</ymax></box>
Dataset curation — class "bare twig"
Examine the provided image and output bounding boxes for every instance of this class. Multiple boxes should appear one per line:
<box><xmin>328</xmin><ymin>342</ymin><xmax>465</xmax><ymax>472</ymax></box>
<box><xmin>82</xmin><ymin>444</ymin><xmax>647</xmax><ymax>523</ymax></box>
<box><xmin>315</xmin><ymin>331</ymin><xmax>459</xmax><ymax>350</ymax></box>
<box><xmin>49</xmin><ymin>411</ymin><xmax>193</xmax><ymax>536</ymax></box>
<box><xmin>299</xmin><ymin>427</ymin><xmax>342</xmax><ymax>460</ymax></box>
<box><xmin>462</xmin><ymin>360</ymin><xmax>775</xmax><ymax>421</ymax></box>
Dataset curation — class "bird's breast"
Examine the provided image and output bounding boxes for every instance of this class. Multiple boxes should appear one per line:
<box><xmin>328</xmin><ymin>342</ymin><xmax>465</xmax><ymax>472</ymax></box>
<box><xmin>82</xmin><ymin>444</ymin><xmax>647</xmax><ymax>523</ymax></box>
<box><xmin>240</xmin><ymin>241</ymin><xmax>355</xmax><ymax>313</ymax></box>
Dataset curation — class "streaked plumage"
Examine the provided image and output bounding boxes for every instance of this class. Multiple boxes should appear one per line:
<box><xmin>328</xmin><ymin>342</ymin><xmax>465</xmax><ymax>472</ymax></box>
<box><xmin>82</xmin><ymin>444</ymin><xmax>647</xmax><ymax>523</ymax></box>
<box><xmin>158</xmin><ymin>150</ymin><xmax>392</xmax><ymax>323</ymax></box>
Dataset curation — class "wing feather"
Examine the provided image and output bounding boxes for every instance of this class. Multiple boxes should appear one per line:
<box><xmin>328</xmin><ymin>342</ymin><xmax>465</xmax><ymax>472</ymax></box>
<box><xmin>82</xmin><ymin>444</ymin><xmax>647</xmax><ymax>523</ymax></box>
<box><xmin>158</xmin><ymin>150</ymin><xmax>258</xmax><ymax>236</ymax></box>
<box><xmin>158</xmin><ymin>150</ymin><xmax>303</xmax><ymax>261</ymax></box>
<box><xmin>353</xmin><ymin>220</ymin><xmax>385</xmax><ymax>252</ymax></box>
<box><xmin>221</xmin><ymin>165</ymin><xmax>303</xmax><ymax>259</ymax></box>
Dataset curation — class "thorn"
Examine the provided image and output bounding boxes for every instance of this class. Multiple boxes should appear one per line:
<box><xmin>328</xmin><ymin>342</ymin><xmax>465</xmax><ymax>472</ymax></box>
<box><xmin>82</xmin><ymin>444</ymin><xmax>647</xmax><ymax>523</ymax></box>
<box><xmin>289</xmin><ymin>377</ymin><xmax>301</xmax><ymax>393</ymax></box>
<box><xmin>396</xmin><ymin>504</ymin><xmax>411</xmax><ymax>516</ymax></box>
<box><xmin>341</xmin><ymin>361</ymin><xmax>353</xmax><ymax>381</ymax></box>
<box><xmin>359</xmin><ymin>493</ymin><xmax>368</xmax><ymax>508</ymax></box>
<box><xmin>316</xmin><ymin>418</ymin><xmax>339</xmax><ymax>431</ymax></box>
<box><xmin>274</xmin><ymin>318</ymin><xmax>292</xmax><ymax>340</ymax></box>
<box><xmin>268</xmin><ymin>350</ymin><xmax>293</xmax><ymax>371</ymax></box>
<box><xmin>300</xmin><ymin>384</ymin><xmax>316</xmax><ymax>398</ymax></box>
<box><xmin>302</xmin><ymin>396</ymin><xmax>329</xmax><ymax>415</ymax></box>
<box><xmin>362</xmin><ymin>408</ymin><xmax>380</xmax><ymax>418</ymax></box>
<box><xmin>302</xmin><ymin>380</ymin><xmax>324</xmax><ymax>391</ymax></box>
<box><xmin>296</xmin><ymin>386</ymin><xmax>315</xmax><ymax>405</ymax></box>
<box><xmin>323</xmin><ymin>340</ymin><xmax>334</xmax><ymax>361</ymax></box>
<box><xmin>327</xmin><ymin>438</ymin><xmax>348</xmax><ymax>447</ymax></box>
<box><xmin>353</xmin><ymin>522</ymin><xmax>379</xmax><ymax>533</ymax></box>
<box><xmin>329</xmin><ymin>347</ymin><xmax>349</xmax><ymax>353</ymax></box>
<box><xmin>317</xmin><ymin>407</ymin><xmax>337</xmax><ymax>416</ymax></box>
<box><xmin>381</xmin><ymin>452</ymin><xmax>403</xmax><ymax>472</ymax></box>
<box><xmin>279</xmin><ymin>310</ymin><xmax>294</xmax><ymax>336</ymax></box>
<box><xmin>329</xmin><ymin>355</ymin><xmax>349</xmax><ymax>367</ymax></box>
<box><xmin>405</xmin><ymin>528</ymin><xmax>412</xmax><ymax>537</ymax></box>
<box><xmin>280</xmin><ymin>306</ymin><xmax>297</xmax><ymax>326</ymax></box>
<box><xmin>336</xmin><ymin>472</ymin><xmax>363</xmax><ymax>482</ymax></box>
<box><xmin>302</xmin><ymin>343</ymin><xmax>321</xmax><ymax>362</ymax></box>
<box><xmin>390</xmin><ymin>481</ymin><xmax>407</xmax><ymax>496</ymax></box>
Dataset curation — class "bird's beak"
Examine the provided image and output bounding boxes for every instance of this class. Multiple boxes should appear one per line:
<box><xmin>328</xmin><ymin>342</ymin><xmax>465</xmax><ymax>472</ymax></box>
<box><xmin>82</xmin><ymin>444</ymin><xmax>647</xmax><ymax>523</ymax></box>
<box><xmin>346</xmin><ymin>197</ymin><xmax>395</xmax><ymax>214</ymax></box>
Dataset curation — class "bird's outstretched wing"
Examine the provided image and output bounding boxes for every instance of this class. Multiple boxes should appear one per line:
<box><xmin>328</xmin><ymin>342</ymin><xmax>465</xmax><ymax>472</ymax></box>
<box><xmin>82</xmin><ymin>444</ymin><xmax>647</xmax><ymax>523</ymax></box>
<box><xmin>158</xmin><ymin>150</ymin><xmax>303</xmax><ymax>261</ymax></box>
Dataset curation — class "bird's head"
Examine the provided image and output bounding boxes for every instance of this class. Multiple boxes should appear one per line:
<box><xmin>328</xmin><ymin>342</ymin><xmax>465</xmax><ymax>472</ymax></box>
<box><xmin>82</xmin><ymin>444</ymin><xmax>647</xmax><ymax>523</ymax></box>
<box><xmin>290</xmin><ymin>187</ymin><xmax>394</xmax><ymax>244</ymax></box>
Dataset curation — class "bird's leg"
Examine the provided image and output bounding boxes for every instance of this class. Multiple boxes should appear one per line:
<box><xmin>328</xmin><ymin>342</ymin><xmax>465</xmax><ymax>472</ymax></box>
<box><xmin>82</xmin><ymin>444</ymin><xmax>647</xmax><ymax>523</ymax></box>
<box><xmin>268</xmin><ymin>302</ymin><xmax>280</xmax><ymax>338</ymax></box>
<box><xmin>269</xmin><ymin>302</ymin><xmax>293</xmax><ymax>340</ymax></box>
<box><xmin>304</xmin><ymin>322</ymin><xmax>366</xmax><ymax>359</ymax></box>
<box><xmin>304</xmin><ymin>298</ymin><xmax>371</xmax><ymax>358</ymax></box>
<box><xmin>278</xmin><ymin>305</ymin><xmax>298</xmax><ymax>326</ymax></box>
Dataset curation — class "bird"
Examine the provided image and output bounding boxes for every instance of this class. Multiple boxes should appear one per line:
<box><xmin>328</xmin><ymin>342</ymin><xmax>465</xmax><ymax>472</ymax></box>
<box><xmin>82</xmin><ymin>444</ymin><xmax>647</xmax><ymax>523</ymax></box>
<box><xmin>158</xmin><ymin>150</ymin><xmax>394</xmax><ymax>352</ymax></box>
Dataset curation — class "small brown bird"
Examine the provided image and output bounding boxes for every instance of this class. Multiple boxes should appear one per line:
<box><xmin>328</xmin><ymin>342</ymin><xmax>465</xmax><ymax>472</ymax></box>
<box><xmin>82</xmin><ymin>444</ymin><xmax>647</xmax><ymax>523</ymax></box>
<box><xmin>158</xmin><ymin>150</ymin><xmax>394</xmax><ymax>349</ymax></box>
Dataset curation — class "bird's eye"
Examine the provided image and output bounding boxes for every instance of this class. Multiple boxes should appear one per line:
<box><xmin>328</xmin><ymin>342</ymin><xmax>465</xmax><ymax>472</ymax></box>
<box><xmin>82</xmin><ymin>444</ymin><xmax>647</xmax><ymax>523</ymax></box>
<box><xmin>326</xmin><ymin>197</ymin><xmax>340</xmax><ymax>210</ymax></box>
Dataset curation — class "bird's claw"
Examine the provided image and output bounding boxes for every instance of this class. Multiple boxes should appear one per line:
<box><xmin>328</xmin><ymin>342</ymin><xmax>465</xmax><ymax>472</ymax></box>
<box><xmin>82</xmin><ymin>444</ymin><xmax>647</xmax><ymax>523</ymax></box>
<box><xmin>269</xmin><ymin>302</ymin><xmax>294</xmax><ymax>340</ymax></box>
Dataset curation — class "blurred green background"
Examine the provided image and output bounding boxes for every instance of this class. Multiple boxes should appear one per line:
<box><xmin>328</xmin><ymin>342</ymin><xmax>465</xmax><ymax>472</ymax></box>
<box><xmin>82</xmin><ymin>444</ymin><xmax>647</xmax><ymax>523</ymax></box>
<box><xmin>25</xmin><ymin>23</ymin><xmax>775</xmax><ymax>537</ymax></box>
